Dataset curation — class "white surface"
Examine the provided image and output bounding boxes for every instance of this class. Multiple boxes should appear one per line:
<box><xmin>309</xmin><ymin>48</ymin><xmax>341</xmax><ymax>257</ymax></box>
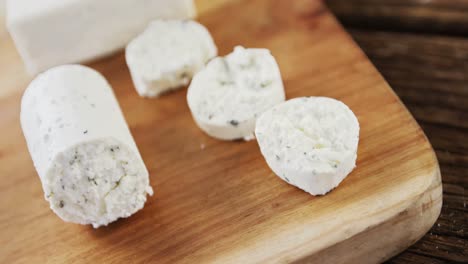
<box><xmin>6</xmin><ymin>0</ymin><xmax>196</xmax><ymax>75</ymax></box>
<box><xmin>0</xmin><ymin>0</ymin><xmax>4</xmax><ymax>19</ymax></box>
<box><xmin>126</xmin><ymin>20</ymin><xmax>217</xmax><ymax>98</ymax></box>
<box><xmin>255</xmin><ymin>97</ymin><xmax>360</xmax><ymax>195</ymax></box>
<box><xmin>20</xmin><ymin>65</ymin><xmax>153</xmax><ymax>227</ymax></box>
<box><xmin>187</xmin><ymin>46</ymin><xmax>285</xmax><ymax>140</ymax></box>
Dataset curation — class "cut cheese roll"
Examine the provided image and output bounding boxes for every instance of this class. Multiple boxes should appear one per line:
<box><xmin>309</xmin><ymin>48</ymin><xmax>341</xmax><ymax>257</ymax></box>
<box><xmin>187</xmin><ymin>46</ymin><xmax>285</xmax><ymax>140</ymax></box>
<box><xmin>20</xmin><ymin>65</ymin><xmax>153</xmax><ymax>228</ymax></box>
<box><xmin>255</xmin><ymin>97</ymin><xmax>360</xmax><ymax>195</ymax></box>
<box><xmin>126</xmin><ymin>20</ymin><xmax>217</xmax><ymax>98</ymax></box>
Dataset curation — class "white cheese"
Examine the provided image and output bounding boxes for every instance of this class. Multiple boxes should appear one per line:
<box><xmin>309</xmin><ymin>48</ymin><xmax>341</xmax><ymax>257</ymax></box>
<box><xmin>255</xmin><ymin>97</ymin><xmax>360</xmax><ymax>195</ymax></box>
<box><xmin>20</xmin><ymin>65</ymin><xmax>153</xmax><ymax>228</ymax></box>
<box><xmin>6</xmin><ymin>0</ymin><xmax>196</xmax><ymax>75</ymax></box>
<box><xmin>187</xmin><ymin>46</ymin><xmax>285</xmax><ymax>140</ymax></box>
<box><xmin>126</xmin><ymin>20</ymin><xmax>217</xmax><ymax>98</ymax></box>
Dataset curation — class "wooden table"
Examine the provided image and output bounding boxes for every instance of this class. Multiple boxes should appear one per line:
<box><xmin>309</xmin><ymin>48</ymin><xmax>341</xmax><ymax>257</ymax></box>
<box><xmin>327</xmin><ymin>1</ymin><xmax>467</xmax><ymax>263</ymax></box>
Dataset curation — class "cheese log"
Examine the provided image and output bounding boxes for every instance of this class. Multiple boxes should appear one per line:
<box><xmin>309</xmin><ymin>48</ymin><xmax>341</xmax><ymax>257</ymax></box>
<box><xmin>20</xmin><ymin>65</ymin><xmax>153</xmax><ymax>228</ymax></box>
<box><xmin>6</xmin><ymin>0</ymin><xmax>196</xmax><ymax>75</ymax></box>
<box><xmin>187</xmin><ymin>46</ymin><xmax>285</xmax><ymax>140</ymax></box>
<box><xmin>255</xmin><ymin>97</ymin><xmax>360</xmax><ymax>195</ymax></box>
<box><xmin>126</xmin><ymin>20</ymin><xmax>217</xmax><ymax>98</ymax></box>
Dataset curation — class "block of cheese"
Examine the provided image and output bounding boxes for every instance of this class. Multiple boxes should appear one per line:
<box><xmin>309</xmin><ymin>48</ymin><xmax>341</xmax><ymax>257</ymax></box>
<box><xmin>126</xmin><ymin>20</ymin><xmax>217</xmax><ymax>98</ymax></box>
<box><xmin>187</xmin><ymin>46</ymin><xmax>285</xmax><ymax>141</ymax></box>
<box><xmin>20</xmin><ymin>65</ymin><xmax>153</xmax><ymax>228</ymax></box>
<box><xmin>6</xmin><ymin>0</ymin><xmax>196</xmax><ymax>75</ymax></box>
<box><xmin>255</xmin><ymin>97</ymin><xmax>360</xmax><ymax>195</ymax></box>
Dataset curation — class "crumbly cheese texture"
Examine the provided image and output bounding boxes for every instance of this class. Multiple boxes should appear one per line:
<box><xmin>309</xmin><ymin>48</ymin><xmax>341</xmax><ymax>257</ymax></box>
<box><xmin>126</xmin><ymin>20</ymin><xmax>217</xmax><ymax>98</ymax></box>
<box><xmin>6</xmin><ymin>0</ymin><xmax>196</xmax><ymax>75</ymax></box>
<box><xmin>255</xmin><ymin>97</ymin><xmax>360</xmax><ymax>195</ymax></box>
<box><xmin>20</xmin><ymin>65</ymin><xmax>153</xmax><ymax>228</ymax></box>
<box><xmin>187</xmin><ymin>46</ymin><xmax>285</xmax><ymax>140</ymax></box>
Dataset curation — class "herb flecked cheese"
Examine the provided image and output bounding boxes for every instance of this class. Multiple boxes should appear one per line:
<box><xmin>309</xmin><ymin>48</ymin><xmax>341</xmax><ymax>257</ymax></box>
<box><xmin>20</xmin><ymin>65</ymin><xmax>153</xmax><ymax>228</ymax></box>
<box><xmin>255</xmin><ymin>97</ymin><xmax>360</xmax><ymax>195</ymax></box>
<box><xmin>126</xmin><ymin>20</ymin><xmax>217</xmax><ymax>98</ymax></box>
<box><xmin>187</xmin><ymin>46</ymin><xmax>285</xmax><ymax>140</ymax></box>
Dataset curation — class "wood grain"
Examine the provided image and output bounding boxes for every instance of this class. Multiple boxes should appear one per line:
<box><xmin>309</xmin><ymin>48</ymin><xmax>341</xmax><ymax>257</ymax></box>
<box><xmin>342</xmin><ymin>30</ymin><xmax>468</xmax><ymax>264</ymax></box>
<box><xmin>0</xmin><ymin>0</ymin><xmax>442</xmax><ymax>263</ymax></box>
<box><xmin>326</xmin><ymin>0</ymin><xmax>468</xmax><ymax>35</ymax></box>
<box><xmin>327</xmin><ymin>2</ymin><xmax>468</xmax><ymax>262</ymax></box>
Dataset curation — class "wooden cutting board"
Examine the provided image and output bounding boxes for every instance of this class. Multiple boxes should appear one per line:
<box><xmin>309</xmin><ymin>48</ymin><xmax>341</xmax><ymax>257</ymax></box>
<box><xmin>0</xmin><ymin>0</ymin><xmax>442</xmax><ymax>263</ymax></box>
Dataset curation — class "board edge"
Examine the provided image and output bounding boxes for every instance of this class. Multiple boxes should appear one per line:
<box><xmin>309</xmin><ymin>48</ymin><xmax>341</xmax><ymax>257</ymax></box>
<box><xmin>295</xmin><ymin>160</ymin><xmax>443</xmax><ymax>264</ymax></box>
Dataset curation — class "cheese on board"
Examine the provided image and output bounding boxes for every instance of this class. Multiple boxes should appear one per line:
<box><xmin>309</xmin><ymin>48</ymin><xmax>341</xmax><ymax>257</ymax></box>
<box><xmin>126</xmin><ymin>20</ymin><xmax>217</xmax><ymax>98</ymax></box>
<box><xmin>187</xmin><ymin>46</ymin><xmax>285</xmax><ymax>140</ymax></box>
<box><xmin>255</xmin><ymin>97</ymin><xmax>360</xmax><ymax>195</ymax></box>
<box><xmin>6</xmin><ymin>0</ymin><xmax>196</xmax><ymax>75</ymax></box>
<box><xmin>20</xmin><ymin>65</ymin><xmax>153</xmax><ymax>228</ymax></box>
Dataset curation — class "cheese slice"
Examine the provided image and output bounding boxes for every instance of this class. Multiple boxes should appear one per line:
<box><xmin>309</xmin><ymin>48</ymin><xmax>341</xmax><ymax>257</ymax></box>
<box><xmin>187</xmin><ymin>46</ymin><xmax>285</xmax><ymax>140</ymax></box>
<box><xmin>20</xmin><ymin>65</ymin><xmax>153</xmax><ymax>228</ymax></box>
<box><xmin>126</xmin><ymin>20</ymin><xmax>217</xmax><ymax>98</ymax></box>
<box><xmin>255</xmin><ymin>97</ymin><xmax>360</xmax><ymax>195</ymax></box>
<box><xmin>6</xmin><ymin>0</ymin><xmax>196</xmax><ymax>75</ymax></box>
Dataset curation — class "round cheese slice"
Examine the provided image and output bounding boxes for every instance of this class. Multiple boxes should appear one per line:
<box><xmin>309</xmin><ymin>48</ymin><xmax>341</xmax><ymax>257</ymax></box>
<box><xmin>255</xmin><ymin>97</ymin><xmax>360</xmax><ymax>195</ymax></box>
<box><xmin>187</xmin><ymin>46</ymin><xmax>285</xmax><ymax>140</ymax></box>
<box><xmin>20</xmin><ymin>65</ymin><xmax>153</xmax><ymax>228</ymax></box>
<box><xmin>126</xmin><ymin>19</ymin><xmax>217</xmax><ymax>98</ymax></box>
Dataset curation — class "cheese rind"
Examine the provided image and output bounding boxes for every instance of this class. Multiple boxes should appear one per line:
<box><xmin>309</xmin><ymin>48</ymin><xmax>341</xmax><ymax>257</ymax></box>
<box><xmin>255</xmin><ymin>97</ymin><xmax>360</xmax><ymax>195</ymax></box>
<box><xmin>20</xmin><ymin>65</ymin><xmax>153</xmax><ymax>227</ymax></box>
<box><xmin>126</xmin><ymin>20</ymin><xmax>217</xmax><ymax>98</ymax></box>
<box><xmin>187</xmin><ymin>46</ymin><xmax>285</xmax><ymax>140</ymax></box>
<box><xmin>6</xmin><ymin>0</ymin><xmax>196</xmax><ymax>75</ymax></box>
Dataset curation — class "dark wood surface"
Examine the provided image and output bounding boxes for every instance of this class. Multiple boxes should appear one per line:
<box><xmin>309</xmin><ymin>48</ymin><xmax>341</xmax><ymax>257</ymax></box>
<box><xmin>327</xmin><ymin>0</ymin><xmax>468</xmax><ymax>36</ymax></box>
<box><xmin>327</xmin><ymin>1</ymin><xmax>467</xmax><ymax>263</ymax></box>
